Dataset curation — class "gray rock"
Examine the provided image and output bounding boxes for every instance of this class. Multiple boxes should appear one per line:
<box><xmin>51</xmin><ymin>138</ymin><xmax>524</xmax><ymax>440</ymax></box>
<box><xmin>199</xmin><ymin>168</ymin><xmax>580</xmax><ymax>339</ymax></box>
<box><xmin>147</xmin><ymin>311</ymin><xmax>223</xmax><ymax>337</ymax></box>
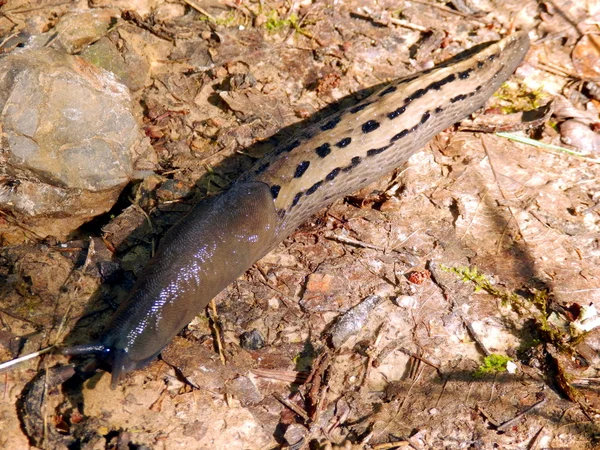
<box><xmin>0</xmin><ymin>47</ymin><xmax>151</xmax><ymax>242</ymax></box>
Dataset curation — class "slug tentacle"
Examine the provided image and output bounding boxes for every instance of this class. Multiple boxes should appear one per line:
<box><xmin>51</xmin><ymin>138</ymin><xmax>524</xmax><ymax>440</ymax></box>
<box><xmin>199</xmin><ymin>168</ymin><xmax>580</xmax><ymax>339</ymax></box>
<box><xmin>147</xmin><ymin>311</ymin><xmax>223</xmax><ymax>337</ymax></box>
<box><xmin>61</xmin><ymin>343</ymin><xmax>108</xmax><ymax>356</ymax></box>
<box><xmin>66</xmin><ymin>31</ymin><xmax>530</xmax><ymax>386</ymax></box>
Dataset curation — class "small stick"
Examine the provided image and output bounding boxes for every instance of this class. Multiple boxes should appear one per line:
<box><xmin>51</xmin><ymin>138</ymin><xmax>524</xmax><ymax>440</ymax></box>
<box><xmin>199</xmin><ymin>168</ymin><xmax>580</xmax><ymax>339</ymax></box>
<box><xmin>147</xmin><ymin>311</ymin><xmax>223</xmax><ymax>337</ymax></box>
<box><xmin>183</xmin><ymin>0</ymin><xmax>217</xmax><ymax>22</ymax></box>
<box><xmin>273</xmin><ymin>393</ymin><xmax>310</xmax><ymax>422</ymax></box>
<box><xmin>372</xmin><ymin>441</ymin><xmax>410</xmax><ymax>449</ymax></box>
<box><xmin>396</xmin><ymin>346</ymin><xmax>444</xmax><ymax>379</ymax></box>
<box><xmin>497</xmin><ymin>397</ymin><xmax>547</xmax><ymax>432</ymax></box>
<box><xmin>325</xmin><ymin>232</ymin><xmax>385</xmax><ymax>251</ymax></box>
<box><xmin>209</xmin><ymin>299</ymin><xmax>226</xmax><ymax>365</ymax></box>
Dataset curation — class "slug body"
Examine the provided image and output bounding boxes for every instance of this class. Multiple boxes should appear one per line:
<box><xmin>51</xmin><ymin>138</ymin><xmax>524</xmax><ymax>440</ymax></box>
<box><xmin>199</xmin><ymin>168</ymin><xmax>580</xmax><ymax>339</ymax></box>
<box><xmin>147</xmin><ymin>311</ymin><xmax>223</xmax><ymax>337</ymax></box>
<box><xmin>66</xmin><ymin>31</ymin><xmax>530</xmax><ymax>387</ymax></box>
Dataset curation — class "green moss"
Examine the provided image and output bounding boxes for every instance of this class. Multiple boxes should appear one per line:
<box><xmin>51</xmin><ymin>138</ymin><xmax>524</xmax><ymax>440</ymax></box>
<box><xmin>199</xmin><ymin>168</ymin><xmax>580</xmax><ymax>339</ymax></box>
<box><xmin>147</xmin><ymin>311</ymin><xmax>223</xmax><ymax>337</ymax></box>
<box><xmin>473</xmin><ymin>354</ymin><xmax>512</xmax><ymax>378</ymax></box>
<box><xmin>265</xmin><ymin>11</ymin><xmax>299</xmax><ymax>32</ymax></box>
<box><xmin>198</xmin><ymin>10</ymin><xmax>239</xmax><ymax>26</ymax></box>
<box><xmin>441</xmin><ymin>265</ymin><xmax>581</xmax><ymax>353</ymax></box>
<box><xmin>492</xmin><ymin>83</ymin><xmax>548</xmax><ymax>114</ymax></box>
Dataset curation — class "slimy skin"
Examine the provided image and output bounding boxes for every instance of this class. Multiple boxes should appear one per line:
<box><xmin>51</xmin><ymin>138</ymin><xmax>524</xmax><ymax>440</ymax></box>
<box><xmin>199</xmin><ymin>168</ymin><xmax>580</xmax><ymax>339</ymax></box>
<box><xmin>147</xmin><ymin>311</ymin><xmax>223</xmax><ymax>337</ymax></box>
<box><xmin>64</xmin><ymin>31</ymin><xmax>530</xmax><ymax>388</ymax></box>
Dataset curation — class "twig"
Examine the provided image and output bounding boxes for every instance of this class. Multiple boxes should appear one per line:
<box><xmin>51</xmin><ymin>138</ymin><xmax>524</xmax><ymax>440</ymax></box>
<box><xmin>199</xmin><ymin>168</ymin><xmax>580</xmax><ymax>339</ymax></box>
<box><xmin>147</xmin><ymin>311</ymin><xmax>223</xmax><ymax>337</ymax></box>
<box><xmin>251</xmin><ymin>368</ymin><xmax>308</xmax><ymax>383</ymax></box>
<box><xmin>396</xmin><ymin>346</ymin><xmax>444</xmax><ymax>379</ymax></box>
<box><xmin>273</xmin><ymin>393</ymin><xmax>310</xmax><ymax>422</ymax></box>
<box><xmin>325</xmin><ymin>232</ymin><xmax>385</xmax><ymax>251</ymax></box>
<box><xmin>372</xmin><ymin>441</ymin><xmax>410</xmax><ymax>449</ymax></box>
<box><xmin>0</xmin><ymin>209</ymin><xmax>44</xmax><ymax>240</ymax></box>
<box><xmin>407</xmin><ymin>0</ymin><xmax>487</xmax><ymax>22</ymax></box>
<box><xmin>183</xmin><ymin>0</ymin><xmax>216</xmax><ymax>22</ymax></box>
<box><xmin>209</xmin><ymin>299</ymin><xmax>226</xmax><ymax>365</ymax></box>
<box><xmin>497</xmin><ymin>397</ymin><xmax>547</xmax><ymax>431</ymax></box>
<box><xmin>495</xmin><ymin>131</ymin><xmax>600</xmax><ymax>164</ymax></box>
<box><xmin>528</xmin><ymin>426</ymin><xmax>546</xmax><ymax>450</ymax></box>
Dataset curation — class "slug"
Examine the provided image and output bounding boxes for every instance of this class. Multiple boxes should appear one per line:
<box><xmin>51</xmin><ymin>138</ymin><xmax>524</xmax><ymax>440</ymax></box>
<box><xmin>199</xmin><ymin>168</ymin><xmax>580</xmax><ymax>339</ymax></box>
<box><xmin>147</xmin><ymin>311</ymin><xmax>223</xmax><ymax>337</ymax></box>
<box><xmin>64</xmin><ymin>31</ymin><xmax>530</xmax><ymax>388</ymax></box>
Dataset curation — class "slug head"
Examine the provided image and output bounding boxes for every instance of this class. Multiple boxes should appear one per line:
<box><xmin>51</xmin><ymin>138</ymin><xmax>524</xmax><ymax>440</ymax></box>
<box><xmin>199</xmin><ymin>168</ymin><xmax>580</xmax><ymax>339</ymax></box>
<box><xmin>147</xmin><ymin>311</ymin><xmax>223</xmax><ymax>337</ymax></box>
<box><xmin>61</xmin><ymin>342</ymin><xmax>153</xmax><ymax>389</ymax></box>
<box><xmin>62</xmin><ymin>181</ymin><xmax>280</xmax><ymax>388</ymax></box>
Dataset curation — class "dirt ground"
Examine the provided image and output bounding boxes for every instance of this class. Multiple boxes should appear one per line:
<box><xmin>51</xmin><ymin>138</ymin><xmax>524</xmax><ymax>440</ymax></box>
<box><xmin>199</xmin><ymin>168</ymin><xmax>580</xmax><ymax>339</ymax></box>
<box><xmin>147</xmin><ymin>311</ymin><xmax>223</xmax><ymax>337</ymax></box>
<box><xmin>1</xmin><ymin>0</ymin><xmax>600</xmax><ymax>449</ymax></box>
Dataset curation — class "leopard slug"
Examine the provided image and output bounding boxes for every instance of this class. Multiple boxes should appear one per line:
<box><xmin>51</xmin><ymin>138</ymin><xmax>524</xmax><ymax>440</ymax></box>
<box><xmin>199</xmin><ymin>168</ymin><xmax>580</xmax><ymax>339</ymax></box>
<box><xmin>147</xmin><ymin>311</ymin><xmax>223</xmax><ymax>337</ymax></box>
<box><xmin>64</xmin><ymin>31</ymin><xmax>530</xmax><ymax>387</ymax></box>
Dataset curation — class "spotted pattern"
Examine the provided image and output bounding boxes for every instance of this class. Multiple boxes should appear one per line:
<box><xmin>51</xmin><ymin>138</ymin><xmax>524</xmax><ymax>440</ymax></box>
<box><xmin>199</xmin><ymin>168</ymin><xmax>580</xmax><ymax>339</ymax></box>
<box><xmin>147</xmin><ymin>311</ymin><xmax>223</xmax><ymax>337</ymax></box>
<box><xmin>458</xmin><ymin>68</ymin><xmax>473</xmax><ymax>79</ymax></box>
<box><xmin>270</xmin><ymin>185</ymin><xmax>281</xmax><ymax>199</ymax></box>
<box><xmin>265</xmin><ymin>32</ymin><xmax>528</xmax><ymax>217</ymax></box>
<box><xmin>343</xmin><ymin>156</ymin><xmax>362</xmax><ymax>172</ymax></box>
<box><xmin>294</xmin><ymin>161</ymin><xmax>310</xmax><ymax>178</ymax></box>
<box><xmin>315</xmin><ymin>143</ymin><xmax>331</xmax><ymax>158</ymax></box>
<box><xmin>326</xmin><ymin>168</ymin><xmax>341</xmax><ymax>181</ymax></box>
<box><xmin>306</xmin><ymin>180</ymin><xmax>322</xmax><ymax>196</ymax></box>
<box><xmin>367</xmin><ymin>145</ymin><xmax>392</xmax><ymax>157</ymax></box>
<box><xmin>391</xmin><ymin>129</ymin><xmax>409</xmax><ymax>142</ymax></box>
<box><xmin>335</xmin><ymin>137</ymin><xmax>352</xmax><ymax>148</ymax></box>
<box><xmin>290</xmin><ymin>191</ymin><xmax>303</xmax><ymax>208</ymax></box>
<box><xmin>362</xmin><ymin>120</ymin><xmax>380</xmax><ymax>133</ymax></box>
<box><xmin>450</xmin><ymin>94</ymin><xmax>469</xmax><ymax>103</ymax></box>
<box><xmin>388</xmin><ymin>73</ymin><xmax>457</xmax><ymax>120</ymax></box>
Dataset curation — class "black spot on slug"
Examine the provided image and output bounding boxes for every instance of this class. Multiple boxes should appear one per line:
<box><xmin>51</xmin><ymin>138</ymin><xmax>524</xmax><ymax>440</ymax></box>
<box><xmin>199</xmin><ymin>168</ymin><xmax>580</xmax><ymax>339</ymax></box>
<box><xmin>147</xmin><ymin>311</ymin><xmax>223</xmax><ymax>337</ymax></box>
<box><xmin>294</xmin><ymin>161</ymin><xmax>310</xmax><ymax>178</ymax></box>
<box><xmin>450</xmin><ymin>94</ymin><xmax>468</xmax><ymax>103</ymax></box>
<box><xmin>335</xmin><ymin>137</ymin><xmax>352</xmax><ymax>148</ymax></box>
<box><xmin>458</xmin><ymin>68</ymin><xmax>473</xmax><ymax>79</ymax></box>
<box><xmin>406</xmin><ymin>88</ymin><xmax>427</xmax><ymax>103</ymax></box>
<box><xmin>488</xmin><ymin>53</ymin><xmax>498</xmax><ymax>62</ymax></box>
<box><xmin>477</xmin><ymin>61</ymin><xmax>484</xmax><ymax>69</ymax></box>
<box><xmin>343</xmin><ymin>156</ymin><xmax>362</xmax><ymax>172</ymax></box>
<box><xmin>390</xmin><ymin>129</ymin><xmax>409</xmax><ymax>142</ymax></box>
<box><xmin>389</xmin><ymin>74</ymin><xmax>458</xmax><ymax>121</ymax></box>
<box><xmin>362</xmin><ymin>120</ymin><xmax>380</xmax><ymax>134</ymax></box>
<box><xmin>379</xmin><ymin>85</ymin><xmax>397</xmax><ymax>97</ymax></box>
<box><xmin>429</xmin><ymin>73</ymin><xmax>456</xmax><ymax>91</ymax></box>
<box><xmin>367</xmin><ymin>145</ymin><xmax>391</xmax><ymax>157</ymax></box>
<box><xmin>321</xmin><ymin>116</ymin><xmax>341</xmax><ymax>131</ymax></box>
<box><xmin>315</xmin><ymin>143</ymin><xmax>331</xmax><ymax>158</ymax></box>
<box><xmin>270</xmin><ymin>185</ymin><xmax>281</xmax><ymax>199</ymax></box>
<box><xmin>326</xmin><ymin>168</ymin><xmax>341</xmax><ymax>181</ymax></box>
<box><xmin>306</xmin><ymin>181</ymin><xmax>323</xmax><ymax>196</ymax></box>
<box><xmin>420</xmin><ymin>111</ymin><xmax>431</xmax><ymax>124</ymax></box>
<box><xmin>388</xmin><ymin>105</ymin><xmax>407</xmax><ymax>120</ymax></box>
<box><xmin>291</xmin><ymin>191</ymin><xmax>303</xmax><ymax>207</ymax></box>
<box><xmin>435</xmin><ymin>106</ymin><xmax>444</xmax><ymax>113</ymax></box>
